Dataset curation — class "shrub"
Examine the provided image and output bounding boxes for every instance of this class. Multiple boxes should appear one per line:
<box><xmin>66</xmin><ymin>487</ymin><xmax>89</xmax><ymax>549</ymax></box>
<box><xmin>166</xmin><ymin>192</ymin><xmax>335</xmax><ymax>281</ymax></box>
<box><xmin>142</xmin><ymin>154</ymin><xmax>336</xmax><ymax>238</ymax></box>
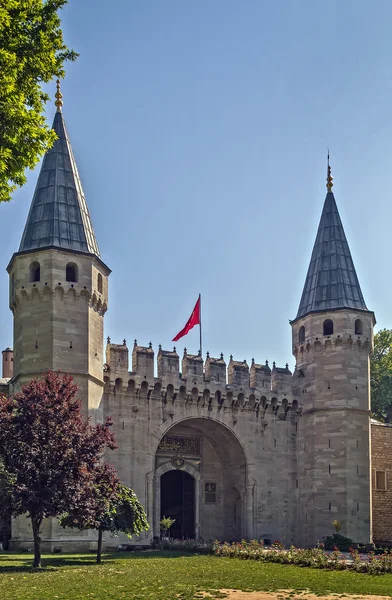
<box><xmin>324</xmin><ymin>533</ymin><xmax>354</xmax><ymax>551</ymax></box>
<box><xmin>212</xmin><ymin>540</ymin><xmax>392</xmax><ymax>575</ymax></box>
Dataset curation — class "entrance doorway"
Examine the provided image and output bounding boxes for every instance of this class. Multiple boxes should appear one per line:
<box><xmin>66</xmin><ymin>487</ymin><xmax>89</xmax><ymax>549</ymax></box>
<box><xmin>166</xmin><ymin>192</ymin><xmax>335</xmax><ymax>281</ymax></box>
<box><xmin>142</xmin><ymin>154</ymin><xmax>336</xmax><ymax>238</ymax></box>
<box><xmin>160</xmin><ymin>470</ymin><xmax>195</xmax><ymax>539</ymax></box>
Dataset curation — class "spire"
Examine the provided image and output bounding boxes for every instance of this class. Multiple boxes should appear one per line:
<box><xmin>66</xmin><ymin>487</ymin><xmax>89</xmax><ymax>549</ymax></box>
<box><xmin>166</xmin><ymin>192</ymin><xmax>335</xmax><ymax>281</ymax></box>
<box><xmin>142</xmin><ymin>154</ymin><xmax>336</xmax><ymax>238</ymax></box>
<box><xmin>295</xmin><ymin>165</ymin><xmax>368</xmax><ymax>320</ymax></box>
<box><xmin>18</xmin><ymin>85</ymin><xmax>100</xmax><ymax>257</ymax></box>
<box><xmin>326</xmin><ymin>151</ymin><xmax>333</xmax><ymax>192</ymax></box>
<box><xmin>55</xmin><ymin>79</ymin><xmax>63</xmax><ymax>112</ymax></box>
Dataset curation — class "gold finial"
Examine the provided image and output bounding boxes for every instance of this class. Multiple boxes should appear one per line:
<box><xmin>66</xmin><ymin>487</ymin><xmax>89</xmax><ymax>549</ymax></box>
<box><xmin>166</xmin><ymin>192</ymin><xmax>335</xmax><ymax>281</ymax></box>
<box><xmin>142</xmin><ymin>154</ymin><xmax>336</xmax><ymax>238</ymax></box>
<box><xmin>326</xmin><ymin>151</ymin><xmax>333</xmax><ymax>192</ymax></box>
<box><xmin>55</xmin><ymin>79</ymin><xmax>63</xmax><ymax>112</ymax></box>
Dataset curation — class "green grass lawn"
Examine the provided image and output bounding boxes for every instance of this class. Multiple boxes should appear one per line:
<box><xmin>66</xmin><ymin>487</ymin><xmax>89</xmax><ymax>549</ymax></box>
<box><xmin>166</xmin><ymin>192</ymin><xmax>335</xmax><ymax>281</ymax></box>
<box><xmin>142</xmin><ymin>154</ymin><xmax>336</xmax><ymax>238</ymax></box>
<box><xmin>1</xmin><ymin>551</ymin><xmax>392</xmax><ymax>600</ymax></box>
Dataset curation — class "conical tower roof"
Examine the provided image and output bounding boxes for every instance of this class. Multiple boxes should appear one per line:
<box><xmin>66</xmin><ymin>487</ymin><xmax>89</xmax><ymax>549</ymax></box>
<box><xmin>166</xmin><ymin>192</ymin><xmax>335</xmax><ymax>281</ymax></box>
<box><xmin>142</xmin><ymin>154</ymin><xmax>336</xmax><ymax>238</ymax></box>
<box><xmin>295</xmin><ymin>164</ymin><xmax>368</xmax><ymax>320</ymax></box>
<box><xmin>18</xmin><ymin>83</ymin><xmax>100</xmax><ymax>257</ymax></box>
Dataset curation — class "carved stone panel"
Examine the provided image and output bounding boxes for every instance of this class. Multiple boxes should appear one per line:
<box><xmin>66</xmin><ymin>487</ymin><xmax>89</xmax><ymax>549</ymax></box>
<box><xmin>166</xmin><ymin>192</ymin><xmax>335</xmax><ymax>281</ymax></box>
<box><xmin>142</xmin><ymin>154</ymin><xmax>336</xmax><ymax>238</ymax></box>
<box><xmin>158</xmin><ymin>435</ymin><xmax>200</xmax><ymax>455</ymax></box>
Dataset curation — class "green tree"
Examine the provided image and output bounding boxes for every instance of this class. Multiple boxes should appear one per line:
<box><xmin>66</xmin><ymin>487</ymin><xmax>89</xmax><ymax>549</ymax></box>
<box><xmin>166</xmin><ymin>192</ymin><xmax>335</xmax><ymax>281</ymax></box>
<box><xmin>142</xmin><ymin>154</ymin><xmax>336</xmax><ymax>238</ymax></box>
<box><xmin>371</xmin><ymin>328</ymin><xmax>392</xmax><ymax>422</ymax></box>
<box><xmin>0</xmin><ymin>0</ymin><xmax>77</xmax><ymax>203</ymax></box>
<box><xmin>61</xmin><ymin>479</ymin><xmax>149</xmax><ymax>564</ymax></box>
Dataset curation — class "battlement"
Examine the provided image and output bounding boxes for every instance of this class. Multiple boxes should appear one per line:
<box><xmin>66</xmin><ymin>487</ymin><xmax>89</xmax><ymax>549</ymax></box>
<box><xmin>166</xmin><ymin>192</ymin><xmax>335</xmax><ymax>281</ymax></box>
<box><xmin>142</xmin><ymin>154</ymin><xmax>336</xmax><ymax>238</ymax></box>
<box><xmin>104</xmin><ymin>339</ymin><xmax>299</xmax><ymax>416</ymax></box>
<box><xmin>271</xmin><ymin>362</ymin><xmax>292</xmax><ymax>394</ymax></box>
<box><xmin>250</xmin><ymin>359</ymin><xmax>271</xmax><ymax>388</ymax></box>
<box><xmin>293</xmin><ymin>334</ymin><xmax>372</xmax><ymax>359</ymax></box>
<box><xmin>182</xmin><ymin>349</ymin><xmax>204</xmax><ymax>378</ymax></box>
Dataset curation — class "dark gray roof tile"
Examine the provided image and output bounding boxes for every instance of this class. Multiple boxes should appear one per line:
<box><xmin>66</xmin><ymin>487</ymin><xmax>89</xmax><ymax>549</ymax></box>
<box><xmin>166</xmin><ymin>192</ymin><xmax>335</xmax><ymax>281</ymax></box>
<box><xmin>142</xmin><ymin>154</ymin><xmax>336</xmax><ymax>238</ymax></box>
<box><xmin>296</xmin><ymin>191</ymin><xmax>367</xmax><ymax>319</ymax></box>
<box><xmin>19</xmin><ymin>111</ymin><xmax>100</xmax><ymax>257</ymax></box>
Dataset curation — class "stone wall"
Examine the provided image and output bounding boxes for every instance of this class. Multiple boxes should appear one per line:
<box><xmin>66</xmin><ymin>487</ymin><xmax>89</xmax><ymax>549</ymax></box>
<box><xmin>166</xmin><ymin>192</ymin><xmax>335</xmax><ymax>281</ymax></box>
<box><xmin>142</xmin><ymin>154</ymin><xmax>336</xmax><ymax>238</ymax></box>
<box><xmin>292</xmin><ymin>308</ymin><xmax>374</xmax><ymax>546</ymax></box>
<box><xmin>371</xmin><ymin>422</ymin><xmax>392</xmax><ymax>543</ymax></box>
<box><xmin>102</xmin><ymin>341</ymin><xmax>300</xmax><ymax>546</ymax></box>
<box><xmin>7</xmin><ymin>248</ymin><xmax>109</xmax><ymax>418</ymax></box>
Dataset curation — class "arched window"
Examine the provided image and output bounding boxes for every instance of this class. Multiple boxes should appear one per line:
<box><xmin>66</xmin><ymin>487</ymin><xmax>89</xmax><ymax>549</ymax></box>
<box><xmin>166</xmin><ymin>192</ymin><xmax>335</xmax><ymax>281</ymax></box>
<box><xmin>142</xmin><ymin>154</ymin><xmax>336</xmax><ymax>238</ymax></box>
<box><xmin>323</xmin><ymin>319</ymin><xmax>334</xmax><ymax>336</ymax></box>
<box><xmin>355</xmin><ymin>319</ymin><xmax>363</xmax><ymax>335</ymax></box>
<box><xmin>97</xmin><ymin>273</ymin><xmax>103</xmax><ymax>293</ymax></box>
<box><xmin>29</xmin><ymin>261</ymin><xmax>40</xmax><ymax>283</ymax></box>
<box><xmin>299</xmin><ymin>326</ymin><xmax>305</xmax><ymax>343</ymax></box>
<box><xmin>66</xmin><ymin>263</ymin><xmax>78</xmax><ymax>283</ymax></box>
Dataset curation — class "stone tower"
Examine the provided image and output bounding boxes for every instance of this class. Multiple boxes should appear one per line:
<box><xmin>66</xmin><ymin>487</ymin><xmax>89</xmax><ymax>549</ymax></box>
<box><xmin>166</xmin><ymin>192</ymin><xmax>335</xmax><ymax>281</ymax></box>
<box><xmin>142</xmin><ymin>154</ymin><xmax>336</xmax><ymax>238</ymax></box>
<box><xmin>291</xmin><ymin>163</ymin><xmax>375</xmax><ymax>547</ymax></box>
<box><xmin>6</xmin><ymin>82</ymin><xmax>110</xmax><ymax>418</ymax></box>
<box><xmin>2</xmin><ymin>348</ymin><xmax>13</xmax><ymax>379</ymax></box>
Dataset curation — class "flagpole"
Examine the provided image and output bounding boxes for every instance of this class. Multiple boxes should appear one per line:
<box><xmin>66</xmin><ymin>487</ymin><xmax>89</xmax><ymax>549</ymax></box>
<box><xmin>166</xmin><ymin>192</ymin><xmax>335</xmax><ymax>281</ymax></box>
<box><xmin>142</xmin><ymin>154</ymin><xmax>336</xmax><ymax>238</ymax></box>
<box><xmin>199</xmin><ymin>293</ymin><xmax>202</xmax><ymax>357</ymax></box>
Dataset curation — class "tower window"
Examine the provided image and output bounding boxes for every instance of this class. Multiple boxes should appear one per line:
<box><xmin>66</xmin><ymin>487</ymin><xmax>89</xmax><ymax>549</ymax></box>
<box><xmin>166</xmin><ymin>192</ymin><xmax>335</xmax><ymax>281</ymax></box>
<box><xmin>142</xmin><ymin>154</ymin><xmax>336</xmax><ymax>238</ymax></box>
<box><xmin>66</xmin><ymin>263</ymin><xmax>78</xmax><ymax>283</ymax></box>
<box><xmin>29</xmin><ymin>261</ymin><xmax>40</xmax><ymax>283</ymax></box>
<box><xmin>98</xmin><ymin>273</ymin><xmax>103</xmax><ymax>293</ymax></box>
<box><xmin>355</xmin><ymin>319</ymin><xmax>363</xmax><ymax>335</ymax></box>
<box><xmin>323</xmin><ymin>319</ymin><xmax>334</xmax><ymax>336</ymax></box>
<box><xmin>299</xmin><ymin>326</ymin><xmax>305</xmax><ymax>343</ymax></box>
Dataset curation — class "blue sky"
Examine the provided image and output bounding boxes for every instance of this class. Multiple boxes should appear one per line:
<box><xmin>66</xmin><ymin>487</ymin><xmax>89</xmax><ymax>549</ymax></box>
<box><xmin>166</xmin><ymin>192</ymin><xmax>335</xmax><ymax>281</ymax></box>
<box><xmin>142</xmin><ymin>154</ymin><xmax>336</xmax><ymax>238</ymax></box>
<box><xmin>1</xmin><ymin>0</ymin><xmax>392</xmax><ymax>369</ymax></box>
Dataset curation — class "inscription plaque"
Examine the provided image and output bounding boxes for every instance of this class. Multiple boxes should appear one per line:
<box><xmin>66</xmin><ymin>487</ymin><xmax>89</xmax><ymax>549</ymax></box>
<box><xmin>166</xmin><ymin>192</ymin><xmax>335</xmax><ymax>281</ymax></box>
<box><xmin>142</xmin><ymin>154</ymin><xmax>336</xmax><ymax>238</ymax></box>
<box><xmin>158</xmin><ymin>435</ymin><xmax>200</xmax><ymax>455</ymax></box>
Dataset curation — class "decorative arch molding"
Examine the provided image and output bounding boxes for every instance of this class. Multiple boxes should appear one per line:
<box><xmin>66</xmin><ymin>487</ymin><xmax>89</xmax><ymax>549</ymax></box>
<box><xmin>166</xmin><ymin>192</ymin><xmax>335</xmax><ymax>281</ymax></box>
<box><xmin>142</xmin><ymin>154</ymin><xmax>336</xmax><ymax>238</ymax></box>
<box><xmin>150</xmin><ymin>415</ymin><xmax>250</xmax><ymax>469</ymax></box>
<box><xmin>151</xmin><ymin>416</ymin><xmax>256</xmax><ymax>537</ymax></box>
<box><xmin>155</xmin><ymin>458</ymin><xmax>201</xmax><ymax>482</ymax></box>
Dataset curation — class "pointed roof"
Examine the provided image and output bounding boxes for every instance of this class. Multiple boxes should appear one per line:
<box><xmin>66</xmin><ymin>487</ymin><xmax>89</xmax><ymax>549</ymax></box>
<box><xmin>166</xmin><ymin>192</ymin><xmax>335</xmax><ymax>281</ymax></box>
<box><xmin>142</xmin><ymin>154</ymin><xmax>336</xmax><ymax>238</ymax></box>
<box><xmin>295</xmin><ymin>167</ymin><xmax>368</xmax><ymax>320</ymax></box>
<box><xmin>18</xmin><ymin>88</ymin><xmax>100</xmax><ymax>257</ymax></box>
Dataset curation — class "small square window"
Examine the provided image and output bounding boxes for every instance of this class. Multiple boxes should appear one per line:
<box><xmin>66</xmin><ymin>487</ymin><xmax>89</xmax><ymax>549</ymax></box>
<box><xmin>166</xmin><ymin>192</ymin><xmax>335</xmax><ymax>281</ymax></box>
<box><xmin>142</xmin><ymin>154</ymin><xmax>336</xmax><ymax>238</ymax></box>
<box><xmin>204</xmin><ymin>482</ymin><xmax>216</xmax><ymax>503</ymax></box>
<box><xmin>375</xmin><ymin>471</ymin><xmax>387</xmax><ymax>491</ymax></box>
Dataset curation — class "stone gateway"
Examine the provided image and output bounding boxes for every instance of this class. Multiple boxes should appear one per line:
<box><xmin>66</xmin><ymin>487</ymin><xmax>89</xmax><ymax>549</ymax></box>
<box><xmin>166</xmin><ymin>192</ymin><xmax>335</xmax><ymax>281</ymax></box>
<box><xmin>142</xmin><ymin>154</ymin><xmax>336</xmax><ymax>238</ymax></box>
<box><xmin>0</xmin><ymin>88</ymin><xmax>390</xmax><ymax>551</ymax></box>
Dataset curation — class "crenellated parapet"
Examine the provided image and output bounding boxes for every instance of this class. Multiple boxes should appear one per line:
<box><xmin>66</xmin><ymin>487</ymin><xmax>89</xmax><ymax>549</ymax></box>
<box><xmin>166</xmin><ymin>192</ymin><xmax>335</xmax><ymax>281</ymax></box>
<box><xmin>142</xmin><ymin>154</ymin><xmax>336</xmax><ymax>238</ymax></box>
<box><xmin>228</xmin><ymin>357</ymin><xmax>249</xmax><ymax>387</ymax></box>
<box><xmin>205</xmin><ymin>352</ymin><xmax>226</xmax><ymax>383</ymax></box>
<box><xmin>10</xmin><ymin>282</ymin><xmax>107</xmax><ymax>316</ymax></box>
<box><xmin>293</xmin><ymin>334</ymin><xmax>372</xmax><ymax>359</ymax></box>
<box><xmin>250</xmin><ymin>359</ymin><xmax>271</xmax><ymax>389</ymax></box>
<box><xmin>182</xmin><ymin>349</ymin><xmax>204</xmax><ymax>378</ymax></box>
<box><xmin>157</xmin><ymin>345</ymin><xmax>180</xmax><ymax>378</ymax></box>
<box><xmin>103</xmin><ymin>339</ymin><xmax>300</xmax><ymax>418</ymax></box>
<box><xmin>291</xmin><ymin>308</ymin><xmax>374</xmax><ymax>359</ymax></box>
<box><xmin>271</xmin><ymin>362</ymin><xmax>292</xmax><ymax>394</ymax></box>
<box><xmin>132</xmin><ymin>340</ymin><xmax>154</xmax><ymax>378</ymax></box>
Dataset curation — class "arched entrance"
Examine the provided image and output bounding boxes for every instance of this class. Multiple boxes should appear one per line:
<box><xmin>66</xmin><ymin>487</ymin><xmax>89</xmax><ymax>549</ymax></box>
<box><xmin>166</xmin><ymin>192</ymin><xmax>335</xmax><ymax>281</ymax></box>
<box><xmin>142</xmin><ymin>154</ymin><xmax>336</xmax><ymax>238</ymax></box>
<box><xmin>161</xmin><ymin>470</ymin><xmax>195</xmax><ymax>539</ymax></box>
<box><xmin>154</xmin><ymin>418</ymin><xmax>248</xmax><ymax>542</ymax></box>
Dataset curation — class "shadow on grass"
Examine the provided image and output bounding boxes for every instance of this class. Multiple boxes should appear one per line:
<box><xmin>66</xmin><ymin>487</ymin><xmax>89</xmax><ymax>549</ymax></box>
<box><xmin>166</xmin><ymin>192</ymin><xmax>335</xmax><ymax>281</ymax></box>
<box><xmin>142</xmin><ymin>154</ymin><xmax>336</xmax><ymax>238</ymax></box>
<box><xmin>111</xmin><ymin>550</ymin><xmax>210</xmax><ymax>560</ymax></box>
<box><xmin>0</xmin><ymin>550</ymin><xmax>206</xmax><ymax>573</ymax></box>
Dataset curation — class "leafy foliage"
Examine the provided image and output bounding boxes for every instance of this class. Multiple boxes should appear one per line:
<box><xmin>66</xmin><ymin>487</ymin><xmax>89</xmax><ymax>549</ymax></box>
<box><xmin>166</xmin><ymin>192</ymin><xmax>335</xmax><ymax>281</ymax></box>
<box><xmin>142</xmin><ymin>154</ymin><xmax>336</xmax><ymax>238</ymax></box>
<box><xmin>332</xmin><ymin>519</ymin><xmax>343</xmax><ymax>533</ymax></box>
<box><xmin>0</xmin><ymin>459</ymin><xmax>14</xmax><ymax>522</ymax></box>
<box><xmin>0</xmin><ymin>0</ymin><xmax>78</xmax><ymax>203</ymax></box>
<box><xmin>160</xmin><ymin>516</ymin><xmax>176</xmax><ymax>535</ymax></box>
<box><xmin>61</xmin><ymin>481</ymin><xmax>149</xmax><ymax>563</ymax></box>
<box><xmin>60</xmin><ymin>463</ymin><xmax>120</xmax><ymax>532</ymax></box>
<box><xmin>0</xmin><ymin>371</ymin><xmax>116</xmax><ymax>566</ymax></box>
<box><xmin>371</xmin><ymin>329</ymin><xmax>392</xmax><ymax>421</ymax></box>
<box><xmin>323</xmin><ymin>533</ymin><xmax>353</xmax><ymax>551</ymax></box>
<box><xmin>101</xmin><ymin>485</ymin><xmax>149</xmax><ymax>538</ymax></box>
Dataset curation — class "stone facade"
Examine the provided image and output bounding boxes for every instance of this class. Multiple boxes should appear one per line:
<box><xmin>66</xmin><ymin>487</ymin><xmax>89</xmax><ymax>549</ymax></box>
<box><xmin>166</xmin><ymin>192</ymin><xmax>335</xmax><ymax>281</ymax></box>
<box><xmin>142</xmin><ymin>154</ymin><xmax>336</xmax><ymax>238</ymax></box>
<box><xmin>103</xmin><ymin>343</ymin><xmax>299</xmax><ymax>545</ymax></box>
<box><xmin>1</xmin><ymin>101</ymin><xmax>389</xmax><ymax>551</ymax></box>
<box><xmin>292</xmin><ymin>310</ymin><xmax>374</xmax><ymax>546</ymax></box>
<box><xmin>371</xmin><ymin>422</ymin><xmax>392</xmax><ymax>544</ymax></box>
<box><xmin>7</xmin><ymin>248</ymin><xmax>110</xmax><ymax>419</ymax></box>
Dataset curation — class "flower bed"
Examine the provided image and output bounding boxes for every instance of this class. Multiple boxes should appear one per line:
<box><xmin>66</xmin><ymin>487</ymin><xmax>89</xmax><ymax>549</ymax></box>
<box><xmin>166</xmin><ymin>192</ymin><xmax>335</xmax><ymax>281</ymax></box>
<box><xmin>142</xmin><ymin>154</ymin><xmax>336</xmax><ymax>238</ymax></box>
<box><xmin>151</xmin><ymin>538</ymin><xmax>212</xmax><ymax>553</ymax></box>
<box><xmin>212</xmin><ymin>540</ymin><xmax>392</xmax><ymax>575</ymax></box>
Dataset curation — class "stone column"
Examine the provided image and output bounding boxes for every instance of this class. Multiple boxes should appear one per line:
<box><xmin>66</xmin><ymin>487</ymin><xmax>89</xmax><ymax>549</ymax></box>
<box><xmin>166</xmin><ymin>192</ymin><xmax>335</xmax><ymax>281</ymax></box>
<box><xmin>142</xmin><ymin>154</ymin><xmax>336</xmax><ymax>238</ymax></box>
<box><xmin>153</xmin><ymin>475</ymin><xmax>161</xmax><ymax>538</ymax></box>
<box><xmin>245</xmin><ymin>483</ymin><xmax>254</xmax><ymax>539</ymax></box>
<box><xmin>195</xmin><ymin>477</ymin><xmax>200</xmax><ymax>541</ymax></box>
<box><xmin>146</xmin><ymin>473</ymin><xmax>154</xmax><ymax>540</ymax></box>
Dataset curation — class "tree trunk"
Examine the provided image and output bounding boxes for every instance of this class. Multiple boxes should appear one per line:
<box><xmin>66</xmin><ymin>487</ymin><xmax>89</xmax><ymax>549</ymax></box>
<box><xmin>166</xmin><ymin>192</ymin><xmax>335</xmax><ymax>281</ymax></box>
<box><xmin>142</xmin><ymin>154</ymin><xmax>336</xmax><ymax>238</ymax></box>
<box><xmin>31</xmin><ymin>517</ymin><xmax>42</xmax><ymax>568</ymax></box>
<box><xmin>97</xmin><ymin>528</ymin><xmax>103</xmax><ymax>564</ymax></box>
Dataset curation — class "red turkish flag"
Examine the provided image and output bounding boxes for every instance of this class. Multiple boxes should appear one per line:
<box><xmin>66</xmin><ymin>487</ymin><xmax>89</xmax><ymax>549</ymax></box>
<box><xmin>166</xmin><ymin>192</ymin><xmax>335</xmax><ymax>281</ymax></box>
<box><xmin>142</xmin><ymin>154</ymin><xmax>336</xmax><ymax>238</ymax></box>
<box><xmin>173</xmin><ymin>296</ymin><xmax>201</xmax><ymax>342</ymax></box>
